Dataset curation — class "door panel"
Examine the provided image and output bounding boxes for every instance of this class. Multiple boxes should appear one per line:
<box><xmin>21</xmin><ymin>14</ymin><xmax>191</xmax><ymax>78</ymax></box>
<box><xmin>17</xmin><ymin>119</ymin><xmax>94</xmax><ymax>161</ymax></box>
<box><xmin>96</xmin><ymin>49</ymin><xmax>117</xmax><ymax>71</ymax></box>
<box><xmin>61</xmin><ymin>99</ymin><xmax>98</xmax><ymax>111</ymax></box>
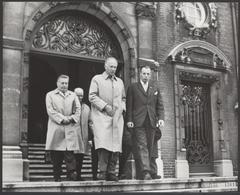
<box><xmin>180</xmin><ymin>81</ymin><xmax>213</xmax><ymax>173</ymax></box>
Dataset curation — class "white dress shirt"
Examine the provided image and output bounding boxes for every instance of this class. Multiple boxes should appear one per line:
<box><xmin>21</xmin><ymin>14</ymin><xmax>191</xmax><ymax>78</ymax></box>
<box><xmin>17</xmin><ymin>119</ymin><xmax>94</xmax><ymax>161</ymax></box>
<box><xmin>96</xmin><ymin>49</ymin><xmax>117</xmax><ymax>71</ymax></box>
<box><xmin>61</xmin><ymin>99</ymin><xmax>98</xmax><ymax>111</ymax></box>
<box><xmin>140</xmin><ymin>80</ymin><xmax>149</xmax><ymax>92</ymax></box>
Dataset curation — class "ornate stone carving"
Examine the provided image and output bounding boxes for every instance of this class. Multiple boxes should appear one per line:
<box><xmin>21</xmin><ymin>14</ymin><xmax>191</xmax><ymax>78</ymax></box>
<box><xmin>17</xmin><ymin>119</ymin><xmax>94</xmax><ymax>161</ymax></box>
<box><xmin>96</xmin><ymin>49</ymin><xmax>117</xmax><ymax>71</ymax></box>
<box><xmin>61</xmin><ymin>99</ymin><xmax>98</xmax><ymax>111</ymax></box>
<box><xmin>121</xmin><ymin>28</ymin><xmax>130</xmax><ymax>40</ymax></box>
<box><xmin>216</xmin><ymin>98</ymin><xmax>222</xmax><ymax>110</ymax></box>
<box><xmin>21</xmin><ymin>132</ymin><xmax>28</xmax><ymax>143</ymax></box>
<box><xmin>129</xmin><ymin>67</ymin><xmax>136</xmax><ymax>78</ymax></box>
<box><xmin>22</xmin><ymin>104</ymin><xmax>28</xmax><ymax>119</ymax></box>
<box><xmin>32</xmin><ymin>10</ymin><xmax>43</xmax><ymax>22</ymax></box>
<box><xmin>175</xmin><ymin>2</ymin><xmax>218</xmax><ymax>39</ymax></box>
<box><xmin>108</xmin><ymin>11</ymin><xmax>118</xmax><ymax>22</ymax></box>
<box><xmin>169</xmin><ymin>47</ymin><xmax>227</xmax><ymax>71</ymax></box>
<box><xmin>32</xmin><ymin>13</ymin><xmax>120</xmax><ymax>59</ymax></box>
<box><xmin>187</xmin><ymin>140</ymin><xmax>210</xmax><ymax>164</ymax></box>
<box><xmin>179</xmin><ymin>71</ymin><xmax>218</xmax><ymax>84</ymax></box>
<box><xmin>48</xmin><ymin>1</ymin><xmax>61</xmax><ymax>8</ymax></box>
<box><xmin>135</xmin><ymin>3</ymin><xmax>156</xmax><ymax>19</ymax></box>
<box><xmin>89</xmin><ymin>2</ymin><xmax>102</xmax><ymax>10</ymax></box>
<box><xmin>209</xmin><ymin>3</ymin><xmax>217</xmax><ymax>29</ymax></box>
<box><xmin>128</xmin><ymin>48</ymin><xmax>136</xmax><ymax>58</ymax></box>
<box><xmin>25</xmin><ymin>30</ymin><xmax>32</xmax><ymax>40</ymax></box>
<box><xmin>23</xmin><ymin>52</ymin><xmax>29</xmax><ymax>63</ymax></box>
<box><xmin>23</xmin><ymin>77</ymin><xmax>29</xmax><ymax>91</ymax></box>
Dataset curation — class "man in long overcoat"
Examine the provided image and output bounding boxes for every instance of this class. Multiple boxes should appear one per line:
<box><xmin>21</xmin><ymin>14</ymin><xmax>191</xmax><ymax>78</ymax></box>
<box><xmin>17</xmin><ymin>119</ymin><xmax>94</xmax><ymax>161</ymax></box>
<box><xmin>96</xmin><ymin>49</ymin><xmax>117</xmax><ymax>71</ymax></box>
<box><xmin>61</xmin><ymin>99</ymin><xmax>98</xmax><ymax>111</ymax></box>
<box><xmin>45</xmin><ymin>75</ymin><xmax>81</xmax><ymax>181</ymax></box>
<box><xmin>126</xmin><ymin>65</ymin><xmax>164</xmax><ymax>180</ymax></box>
<box><xmin>89</xmin><ymin>57</ymin><xmax>126</xmax><ymax>181</ymax></box>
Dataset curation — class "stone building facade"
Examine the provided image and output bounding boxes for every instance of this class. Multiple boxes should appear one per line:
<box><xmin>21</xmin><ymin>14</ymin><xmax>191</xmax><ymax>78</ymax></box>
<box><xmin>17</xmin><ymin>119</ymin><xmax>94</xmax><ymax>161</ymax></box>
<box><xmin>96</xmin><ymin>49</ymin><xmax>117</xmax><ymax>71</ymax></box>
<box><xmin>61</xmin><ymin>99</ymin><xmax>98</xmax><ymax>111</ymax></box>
<box><xmin>2</xmin><ymin>1</ymin><xmax>238</xmax><ymax>182</ymax></box>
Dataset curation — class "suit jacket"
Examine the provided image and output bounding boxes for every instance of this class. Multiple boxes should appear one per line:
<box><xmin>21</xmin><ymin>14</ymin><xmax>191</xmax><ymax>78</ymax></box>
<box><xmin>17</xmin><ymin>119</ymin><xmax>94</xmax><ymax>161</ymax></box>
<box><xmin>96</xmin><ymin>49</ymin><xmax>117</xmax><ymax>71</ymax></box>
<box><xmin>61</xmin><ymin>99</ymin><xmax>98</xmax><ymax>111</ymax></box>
<box><xmin>126</xmin><ymin>82</ymin><xmax>164</xmax><ymax>128</ymax></box>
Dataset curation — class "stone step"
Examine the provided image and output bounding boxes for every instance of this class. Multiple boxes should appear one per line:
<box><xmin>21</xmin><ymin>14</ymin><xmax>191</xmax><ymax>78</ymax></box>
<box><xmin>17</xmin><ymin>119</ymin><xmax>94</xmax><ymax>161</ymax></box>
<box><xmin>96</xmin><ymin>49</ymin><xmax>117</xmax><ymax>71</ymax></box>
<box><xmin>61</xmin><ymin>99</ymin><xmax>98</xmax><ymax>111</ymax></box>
<box><xmin>3</xmin><ymin>177</ymin><xmax>238</xmax><ymax>192</ymax></box>
<box><xmin>29</xmin><ymin>164</ymin><xmax>92</xmax><ymax>169</ymax></box>
<box><xmin>190</xmin><ymin>172</ymin><xmax>216</xmax><ymax>178</ymax></box>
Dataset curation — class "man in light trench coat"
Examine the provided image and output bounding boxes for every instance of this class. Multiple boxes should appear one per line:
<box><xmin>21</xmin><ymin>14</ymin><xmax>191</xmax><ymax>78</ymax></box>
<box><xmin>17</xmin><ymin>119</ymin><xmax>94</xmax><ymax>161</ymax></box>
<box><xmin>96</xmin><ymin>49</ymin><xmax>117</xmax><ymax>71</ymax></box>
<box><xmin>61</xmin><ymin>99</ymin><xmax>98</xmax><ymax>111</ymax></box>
<box><xmin>89</xmin><ymin>57</ymin><xmax>126</xmax><ymax>181</ymax></box>
<box><xmin>45</xmin><ymin>75</ymin><xmax>81</xmax><ymax>182</ymax></box>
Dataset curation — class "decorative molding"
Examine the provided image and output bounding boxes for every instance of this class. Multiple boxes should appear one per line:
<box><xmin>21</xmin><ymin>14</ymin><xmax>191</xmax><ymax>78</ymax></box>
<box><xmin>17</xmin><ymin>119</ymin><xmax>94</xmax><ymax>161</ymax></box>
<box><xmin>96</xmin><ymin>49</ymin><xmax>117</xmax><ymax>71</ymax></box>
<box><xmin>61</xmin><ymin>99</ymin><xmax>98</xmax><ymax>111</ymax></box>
<box><xmin>129</xmin><ymin>67</ymin><xmax>136</xmax><ymax>78</ymax></box>
<box><xmin>89</xmin><ymin>2</ymin><xmax>102</xmax><ymax>10</ymax></box>
<box><xmin>108</xmin><ymin>11</ymin><xmax>118</xmax><ymax>22</ymax></box>
<box><xmin>169</xmin><ymin>47</ymin><xmax>227</xmax><ymax>71</ymax></box>
<box><xmin>179</xmin><ymin>71</ymin><xmax>218</xmax><ymax>84</ymax></box>
<box><xmin>48</xmin><ymin>1</ymin><xmax>61</xmax><ymax>8</ymax></box>
<box><xmin>175</xmin><ymin>2</ymin><xmax>218</xmax><ymax>39</ymax></box>
<box><xmin>23</xmin><ymin>77</ymin><xmax>29</xmax><ymax>91</ymax></box>
<box><xmin>128</xmin><ymin>48</ymin><xmax>135</xmax><ymax>58</ymax></box>
<box><xmin>21</xmin><ymin>132</ymin><xmax>28</xmax><ymax>143</ymax></box>
<box><xmin>32</xmin><ymin>10</ymin><xmax>43</xmax><ymax>22</ymax></box>
<box><xmin>135</xmin><ymin>3</ymin><xmax>156</xmax><ymax>20</ymax></box>
<box><xmin>31</xmin><ymin>13</ymin><xmax>121</xmax><ymax>59</ymax></box>
<box><xmin>121</xmin><ymin>28</ymin><xmax>130</xmax><ymax>40</ymax></box>
<box><xmin>3</xmin><ymin>37</ymin><xmax>24</xmax><ymax>50</ymax></box>
<box><xmin>22</xmin><ymin>104</ymin><xmax>28</xmax><ymax>119</ymax></box>
<box><xmin>23</xmin><ymin>52</ymin><xmax>29</xmax><ymax>63</ymax></box>
<box><xmin>25</xmin><ymin>30</ymin><xmax>32</xmax><ymax>41</ymax></box>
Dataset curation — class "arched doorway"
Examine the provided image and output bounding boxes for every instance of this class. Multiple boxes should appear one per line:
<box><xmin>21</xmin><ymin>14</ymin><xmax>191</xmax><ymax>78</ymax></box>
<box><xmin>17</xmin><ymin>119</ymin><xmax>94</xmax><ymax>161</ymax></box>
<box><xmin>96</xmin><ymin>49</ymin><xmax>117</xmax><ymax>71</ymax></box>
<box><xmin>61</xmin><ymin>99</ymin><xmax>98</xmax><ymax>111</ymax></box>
<box><xmin>27</xmin><ymin>10</ymin><xmax>124</xmax><ymax>143</ymax></box>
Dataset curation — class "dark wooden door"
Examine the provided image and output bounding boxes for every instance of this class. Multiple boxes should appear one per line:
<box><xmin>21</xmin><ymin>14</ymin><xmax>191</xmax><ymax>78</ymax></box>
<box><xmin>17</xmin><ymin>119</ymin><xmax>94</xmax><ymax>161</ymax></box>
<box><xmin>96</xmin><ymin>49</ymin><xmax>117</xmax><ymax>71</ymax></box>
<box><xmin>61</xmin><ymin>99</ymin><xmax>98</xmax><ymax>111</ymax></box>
<box><xmin>180</xmin><ymin>80</ymin><xmax>213</xmax><ymax>173</ymax></box>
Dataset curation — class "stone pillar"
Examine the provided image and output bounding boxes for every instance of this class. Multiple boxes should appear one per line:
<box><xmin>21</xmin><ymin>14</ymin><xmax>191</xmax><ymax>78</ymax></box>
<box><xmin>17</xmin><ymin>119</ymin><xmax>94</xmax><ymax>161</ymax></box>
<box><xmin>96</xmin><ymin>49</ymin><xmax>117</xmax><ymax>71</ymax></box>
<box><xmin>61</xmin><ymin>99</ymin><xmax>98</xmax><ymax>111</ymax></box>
<box><xmin>3</xmin><ymin>2</ymin><xmax>26</xmax><ymax>182</ymax></box>
<box><xmin>214</xmin><ymin>160</ymin><xmax>233</xmax><ymax>177</ymax></box>
<box><xmin>175</xmin><ymin>159</ymin><xmax>189</xmax><ymax>178</ymax></box>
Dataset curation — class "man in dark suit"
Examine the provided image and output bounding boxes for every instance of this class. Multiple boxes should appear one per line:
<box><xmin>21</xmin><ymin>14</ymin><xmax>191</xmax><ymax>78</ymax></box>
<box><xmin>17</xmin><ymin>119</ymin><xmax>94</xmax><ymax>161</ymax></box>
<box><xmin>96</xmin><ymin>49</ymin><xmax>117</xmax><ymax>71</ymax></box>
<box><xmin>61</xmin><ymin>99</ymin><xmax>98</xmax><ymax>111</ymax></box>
<box><xmin>126</xmin><ymin>65</ymin><xmax>164</xmax><ymax>180</ymax></box>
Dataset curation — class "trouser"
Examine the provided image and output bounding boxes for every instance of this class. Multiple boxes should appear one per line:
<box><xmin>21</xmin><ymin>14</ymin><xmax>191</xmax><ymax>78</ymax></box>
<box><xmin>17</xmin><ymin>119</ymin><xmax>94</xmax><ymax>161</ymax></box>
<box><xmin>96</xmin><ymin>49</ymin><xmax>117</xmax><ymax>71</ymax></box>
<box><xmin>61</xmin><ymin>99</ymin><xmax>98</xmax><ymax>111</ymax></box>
<box><xmin>75</xmin><ymin>153</ymin><xmax>84</xmax><ymax>179</ymax></box>
<box><xmin>118</xmin><ymin>143</ymin><xmax>131</xmax><ymax>177</ymax></box>
<box><xmin>132</xmin><ymin>115</ymin><xmax>155</xmax><ymax>178</ymax></box>
<box><xmin>50</xmin><ymin>150</ymin><xmax>76</xmax><ymax>180</ymax></box>
<box><xmin>97</xmin><ymin>148</ymin><xmax>118</xmax><ymax>175</ymax></box>
<box><xmin>150</xmin><ymin>157</ymin><xmax>157</xmax><ymax>176</ymax></box>
<box><xmin>91</xmin><ymin>140</ymin><xmax>98</xmax><ymax>180</ymax></box>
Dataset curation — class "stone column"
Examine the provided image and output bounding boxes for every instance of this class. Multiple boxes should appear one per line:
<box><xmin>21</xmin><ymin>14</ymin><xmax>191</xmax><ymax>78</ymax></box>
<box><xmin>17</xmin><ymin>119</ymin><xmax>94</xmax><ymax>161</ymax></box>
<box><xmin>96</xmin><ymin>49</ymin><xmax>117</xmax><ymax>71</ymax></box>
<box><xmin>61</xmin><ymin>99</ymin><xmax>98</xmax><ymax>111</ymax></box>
<box><xmin>3</xmin><ymin>2</ymin><xmax>26</xmax><ymax>182</ymax></box>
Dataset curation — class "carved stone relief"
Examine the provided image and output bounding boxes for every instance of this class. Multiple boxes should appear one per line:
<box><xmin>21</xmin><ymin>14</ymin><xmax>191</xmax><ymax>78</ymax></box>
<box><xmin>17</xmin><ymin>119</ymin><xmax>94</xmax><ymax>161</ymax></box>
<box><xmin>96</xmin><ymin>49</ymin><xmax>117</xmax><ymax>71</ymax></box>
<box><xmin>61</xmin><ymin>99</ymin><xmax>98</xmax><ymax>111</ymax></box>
<box><xmin>32</xmin><ymin>12</ymin><xmax>121</xmax><ymax>59</ymax></box>
<box><xmin>175</xmin><ymin>2</ymin><xmax>218</xmax><ymax>39</ymax></box>
<box><xmin>135</xmin><ymin>2</ymin><xmax>156</xmax><ymax>20</ymax></box>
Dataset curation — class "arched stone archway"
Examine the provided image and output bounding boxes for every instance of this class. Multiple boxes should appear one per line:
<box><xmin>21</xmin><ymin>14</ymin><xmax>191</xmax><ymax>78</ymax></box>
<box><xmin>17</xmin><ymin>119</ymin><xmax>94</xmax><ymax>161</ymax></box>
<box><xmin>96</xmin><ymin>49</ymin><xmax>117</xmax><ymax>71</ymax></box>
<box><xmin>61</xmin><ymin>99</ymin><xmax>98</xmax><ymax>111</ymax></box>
<box><xmin>20</xmin><ymin>2</ymin><xmax>137</xmax><ymax>145</ymax></box>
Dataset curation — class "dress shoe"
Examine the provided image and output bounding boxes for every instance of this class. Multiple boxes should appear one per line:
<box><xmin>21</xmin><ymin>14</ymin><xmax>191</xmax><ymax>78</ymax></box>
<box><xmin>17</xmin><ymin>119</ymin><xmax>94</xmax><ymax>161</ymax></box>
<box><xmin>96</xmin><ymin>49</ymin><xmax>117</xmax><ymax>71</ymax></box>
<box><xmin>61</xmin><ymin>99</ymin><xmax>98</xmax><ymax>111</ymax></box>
<box><xmin>142</xmin><ymin>172</ymin><xmax>152</xmax><ymax>180</ymax></box>
<box><xmin>106</xmin><ymin>173</ymin><xmax>119</xmax><ymax>181</ymax></box>
<box><xmin>151</xmin><ymin>174</ymin><xmax>161</xmax><ymax>179</ymax></box>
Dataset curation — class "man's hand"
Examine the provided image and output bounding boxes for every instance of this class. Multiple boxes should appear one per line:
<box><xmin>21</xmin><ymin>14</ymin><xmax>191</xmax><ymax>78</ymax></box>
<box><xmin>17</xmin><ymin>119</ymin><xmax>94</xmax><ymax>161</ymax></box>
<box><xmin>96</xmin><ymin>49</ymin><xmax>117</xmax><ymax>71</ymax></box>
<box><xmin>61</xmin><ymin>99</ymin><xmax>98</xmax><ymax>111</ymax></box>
<box><xmin>61</xmin><ymin>118</ymin><xmax>71</xmax><ymax>125</ymax></box>
<box><xmin>104</xmin><ymin>104</ymin><xmax>115</xmax><ymax>117</ymax></box>
<box><xmin>157</xmin><ymin>120</ymin><xmax>165</xmax><ymax>128</ymax></box>
<box><xmin>127</xmin><ymin>122</ymin><xmax>134</xmax><ymax>128</ymax></box>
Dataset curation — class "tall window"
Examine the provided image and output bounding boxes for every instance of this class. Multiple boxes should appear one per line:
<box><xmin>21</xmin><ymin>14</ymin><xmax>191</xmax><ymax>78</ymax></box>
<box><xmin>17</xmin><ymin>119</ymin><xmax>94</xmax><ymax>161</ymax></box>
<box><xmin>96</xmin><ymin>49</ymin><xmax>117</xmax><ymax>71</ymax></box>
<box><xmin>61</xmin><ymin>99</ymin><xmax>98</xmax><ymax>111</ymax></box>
<box><xmin>182</xmin><ymin>2</ymin><xmax>206</xmax><ymax>27</ymax></box>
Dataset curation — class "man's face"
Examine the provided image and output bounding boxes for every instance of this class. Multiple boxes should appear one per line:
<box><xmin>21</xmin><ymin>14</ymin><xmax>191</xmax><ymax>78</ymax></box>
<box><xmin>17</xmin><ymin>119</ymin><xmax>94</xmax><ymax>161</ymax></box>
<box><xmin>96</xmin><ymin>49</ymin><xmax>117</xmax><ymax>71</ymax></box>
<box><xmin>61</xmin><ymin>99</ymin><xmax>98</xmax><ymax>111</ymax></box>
<box><xmin>57</xmin><ymin>77</ymin><xmax>69</xmax><ymax>93</ymax></box>
<box><xmin>140</xmin><ymin>67</ymin><xmax>151</xmax><ymax>83</ymax></box>
<box><xmin>105</xmin><ymin>58</ymin><xmax>118</xmax><ymax>76</ymax></box>
<box><xmin>75</xmin><ymin>91</ymin><xmax>84</xmax><ymax>103</ymax></box>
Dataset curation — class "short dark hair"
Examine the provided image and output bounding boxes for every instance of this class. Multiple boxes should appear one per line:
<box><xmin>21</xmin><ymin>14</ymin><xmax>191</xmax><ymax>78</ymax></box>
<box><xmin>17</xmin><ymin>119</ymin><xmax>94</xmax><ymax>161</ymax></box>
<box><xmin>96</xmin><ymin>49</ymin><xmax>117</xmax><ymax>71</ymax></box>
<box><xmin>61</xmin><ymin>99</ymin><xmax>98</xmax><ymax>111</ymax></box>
<box><xmin>57</xmin><ymin>74</ymin><xmax>69</xmax><ymax>82</ymax></box>
<box><xmin>139</xmin><ymin>65</ymin><xmax>151</xmax><ymax>72</ymax></box>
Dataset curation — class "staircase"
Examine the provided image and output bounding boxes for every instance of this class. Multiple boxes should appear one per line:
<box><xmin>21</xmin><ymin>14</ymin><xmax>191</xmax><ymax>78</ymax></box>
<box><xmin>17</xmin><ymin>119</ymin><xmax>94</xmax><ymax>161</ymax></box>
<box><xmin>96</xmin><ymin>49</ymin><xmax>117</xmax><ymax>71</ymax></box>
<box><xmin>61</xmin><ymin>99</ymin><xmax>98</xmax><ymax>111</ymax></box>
<box><xmin>28</xmin><ymin>143</ymin><xmax>94</xmax><ymax>181</ymax></box>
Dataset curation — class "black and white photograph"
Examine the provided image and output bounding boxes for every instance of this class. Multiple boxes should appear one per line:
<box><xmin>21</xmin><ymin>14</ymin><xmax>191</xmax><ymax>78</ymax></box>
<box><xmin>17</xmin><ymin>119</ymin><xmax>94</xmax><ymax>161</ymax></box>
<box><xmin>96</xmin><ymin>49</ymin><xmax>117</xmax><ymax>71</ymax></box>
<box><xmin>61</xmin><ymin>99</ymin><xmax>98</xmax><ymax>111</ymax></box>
<box><xmin>2</xmin><ymin>1</ymin><xmax>239</xmax><ymax>192</ymax></box>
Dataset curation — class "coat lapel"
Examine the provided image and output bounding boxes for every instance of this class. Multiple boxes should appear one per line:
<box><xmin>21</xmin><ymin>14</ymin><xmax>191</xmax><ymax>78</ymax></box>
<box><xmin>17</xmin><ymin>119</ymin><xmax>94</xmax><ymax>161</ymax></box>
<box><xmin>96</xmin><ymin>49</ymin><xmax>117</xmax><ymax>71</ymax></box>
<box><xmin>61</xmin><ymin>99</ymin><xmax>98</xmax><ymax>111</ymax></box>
<box><xmin>147</xmin><ymin>83</ymin><xmax>154</xmax><ymax>97</ymax></box>
<box><xmin>137</xmin><ymin>82</ymin><xmax>147</xmax><ymax>96</ymax></box>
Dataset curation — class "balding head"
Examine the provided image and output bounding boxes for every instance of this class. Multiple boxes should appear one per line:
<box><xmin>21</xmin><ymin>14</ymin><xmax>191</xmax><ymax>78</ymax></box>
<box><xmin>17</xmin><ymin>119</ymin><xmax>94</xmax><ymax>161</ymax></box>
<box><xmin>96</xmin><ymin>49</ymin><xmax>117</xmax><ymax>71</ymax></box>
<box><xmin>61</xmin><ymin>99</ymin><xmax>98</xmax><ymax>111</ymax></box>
<box><xmin>104</xmin><ymin>57</ymin><xmax>118</xmax><ymax>76</ymax></box>
<box><xmin>74</xmin><ymin>88</ymin><xmax>84</xmax><ymax>103</ymax></box>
